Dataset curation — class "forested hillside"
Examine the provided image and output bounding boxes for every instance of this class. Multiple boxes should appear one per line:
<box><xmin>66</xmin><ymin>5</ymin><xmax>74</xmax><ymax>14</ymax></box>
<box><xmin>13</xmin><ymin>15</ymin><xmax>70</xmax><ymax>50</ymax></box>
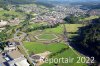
<box><xmin>74</xmin><ymin>18</ymin><xmax>100</xmax><ymax>62</ymax></box>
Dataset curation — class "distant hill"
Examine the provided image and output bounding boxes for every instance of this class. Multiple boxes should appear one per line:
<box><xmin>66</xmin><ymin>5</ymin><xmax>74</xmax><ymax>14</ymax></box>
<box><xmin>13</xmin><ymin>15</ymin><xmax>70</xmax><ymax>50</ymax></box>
<box><xmin>0</xmin><ymin>0</ymin><xmax>34</xmax><ymax>4</ymax></box>
<box><xmin>75</xmin><ymin>2</ymin><xmax>100</xmax><ymax>9</ymax></box>
<box><xmin>36</xmin><ymin>0</ymin><xmax>100</xmax><ymax>3</ymax></box>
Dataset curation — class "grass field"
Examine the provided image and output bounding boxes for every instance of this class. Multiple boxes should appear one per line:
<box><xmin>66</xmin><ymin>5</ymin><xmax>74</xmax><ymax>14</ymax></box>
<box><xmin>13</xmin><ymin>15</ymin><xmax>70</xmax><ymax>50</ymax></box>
<box><xmin>29</xmin><ymin>24</ymin><xmax>82</xmax><ymax>34</ymax></box>
<box><xmin>29</xmin><ymin>23</ymin><xmax>43</xmax><ymax>28</ymax></box>
<box><xmin>27</xmin><ymin>24</ymin><xmax>63</xmax><ymax>41</ymax></box>
<box><xmin>23</xmin><ymin>23</ymin><xmax>87</xmax><ymax>66</ymax></box>
<box><xmin>44</xmin><ymin>24</ymin><xmax>63</xmax><ymax>34</ymax></box>
<box><xmin>36</xmin><ymin>34</ymin><xmax>57</xmax><ymax>40</ymax></box>
<box><xmin>23</xmin><ymin>42</ymin><xmax>87</xmax><ymax>66</ymax></box>
<box><xmin>80</xmin><ymin>16</ymin><xmax>99</xmax><ymax>21</ymax></box>
<box><xmin>0</xmin><ymin>10</ymin><xmax>25</xmax><ymax>20</ymax></box>
<box><xmin>65</xmin><ymin>24</ymin><xmax>83</xmax><ymax>32</ymax></box>
<box><xmin>23</xmin><ymin>42</ymin><xmax>68</xmax><ymax>54</ymax></box>
<box><xmin>27</xmin><ymin>24</ymin><xmax>83</xmax><ymax>41</ymax></box>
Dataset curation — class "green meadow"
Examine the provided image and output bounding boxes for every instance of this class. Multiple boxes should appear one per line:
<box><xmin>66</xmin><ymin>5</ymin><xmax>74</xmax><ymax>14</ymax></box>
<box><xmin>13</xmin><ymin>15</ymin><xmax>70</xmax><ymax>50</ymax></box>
<box><xmin>0</xmin><ymin>10</ymin><xmax>25</xmax><ymax>20</ymax></box>
<box><xmin>23</xmin><ymin>24</ymin><xmax>87</xmax><ymax>66</ymax></box>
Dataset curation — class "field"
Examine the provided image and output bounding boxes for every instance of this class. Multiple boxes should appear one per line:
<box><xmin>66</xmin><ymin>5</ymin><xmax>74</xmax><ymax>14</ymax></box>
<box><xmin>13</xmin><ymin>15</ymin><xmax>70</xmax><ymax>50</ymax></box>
<box><xmin>35</xmin><ymin>34</ymin><xmax>58</xmax><ymax>40</ymax></box>
<box><xmin>23</xmin><ymin>42</ymin><xmax>68</xmax><ymax>54</ymax></box>
<box><xmin>27</xmin><ymin>24</ymin><xmax>63</xmax><ymax>42</ymax></box>
<box><xmin>65</xmin><ymin>24</ymin><xmax>83</xmax><ymax>32</ymax></box>
<box><xmin>23</xmin><ymin>41</ymin><xmax>87</xmax><ymax>66</ymax></box>
<box><xmin>29</xmin><ymin>23</ymin><xmax>44</xmax><ymax>28</ymax></box>
<box><xmin>30</xmin><ymin>24</ymin><xmax>83</xmax><ymax>34</ymax></box>
<box><xmin>0</xmin><ymin>10</ymin><xmax>25</xmax><ymax>20</ymax></box>
<box><xmin>23</xmin><ymin>24</ymin><xmax>87</xmax><ymax>66</ymax></box>
<box><xmin>44</xmin><ymin>24</ymin><xmax>63</xmax><ymax>34</ymax></box>
<box><xmin>26</xmin><ymin>23</ymin><xmax>83</xmax><ymax>44</ymax></box>
<box><xmin>80</xmin><ymin>16</ymin><xmax>99</xmax><ymax>21</ymax></box>
<box><xmin>65</xmin><ymin>24</ymin><xmax>83</xmax><ymax>38</ymax></box>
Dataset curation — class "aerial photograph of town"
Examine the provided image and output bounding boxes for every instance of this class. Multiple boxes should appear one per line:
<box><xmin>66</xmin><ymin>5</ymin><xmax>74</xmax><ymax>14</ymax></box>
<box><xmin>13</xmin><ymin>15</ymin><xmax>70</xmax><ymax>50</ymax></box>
<box><xmin>0</xmin><ymin>0</ymin><xmax>100</xmax><ymax>66</ymax></box>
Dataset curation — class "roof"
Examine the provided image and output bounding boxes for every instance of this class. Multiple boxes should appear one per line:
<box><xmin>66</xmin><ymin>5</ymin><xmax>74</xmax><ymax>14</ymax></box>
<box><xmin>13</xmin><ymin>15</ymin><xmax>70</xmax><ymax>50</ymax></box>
<box><xmin>8</xmin><ymin>56</ymin><xmax>30</xmax><ymax>66</ymax></box>
<box><xmin>8</xmin><ymin>50</ymin><xmax>23</xmax><ymax>59</ymax></box>
<box><xmin>31</xmin><ymin>55</ymin><xmax>41</xmax><ymax>60</ymax></box>
<box><xmin>14</xmin><ymin>42</ymin><xmax>20</xmax><ymax>45</ymax></box>
<box><xmin>15</xmin><ymin>58</ymin><xmax>30</xmax><ymax>66</ymax></box>
<box><xmin>7</xmin><ymin>42</ymin><xmax>16</xmax><ymax>47</ymax></box>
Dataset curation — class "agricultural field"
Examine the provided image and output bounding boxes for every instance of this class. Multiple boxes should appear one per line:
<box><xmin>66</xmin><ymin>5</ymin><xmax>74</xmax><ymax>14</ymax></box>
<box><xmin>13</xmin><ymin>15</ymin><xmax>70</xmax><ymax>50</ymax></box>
<box><xmin>27</xmin><ymin>24</ymin><xmax>63</xmax><ymax>42</ymax></box>
<box><xmin>35</xmin><ymin>34</ymin><xmax>58</xmax><ymax>40</ymax></box>
<box><xmin>25</xmin><ymin>24</ymin><xmax>83</xmax><ymax>42</ymax></box>
<box><xmin>44</xmin><ymin>24</ymin><xmax>63</xmax><ymax>34</ymax></box>
<box><xmin>65</xmin><ymin>24</ymin><xmax>83</xmax><ymax>38</ymax></box>
<box><xmin>23</xmin><ymin>23</ymin><xmax>87</xmax><ymax>66</ymax></box>
<box><xmin>23</xmin><ymin>41</ymin><xmax>87</xmax><ymax>66</ymax></box>
<box><xmin>0</xmin><ymin>10</ymin><xmax>25</xmax><ymax>20</ymax></box>
<box><xmin>65</xmin><ymin>24</ymin><xmax>83</xmax><ymax>33</ymax></box>
<box><xmin>28</xmin><ymin>22</ymin><xmax>48</xmax><ymax>29</ymax></box>
<box><xmin>79</xmin><ymin>16</ymin><xmax>99</xmax><ymax>21</ymax></box>
<box><xmin>23</xmin><ymin>42</ymin><xmax>67</xmax><ymax>54</ymax></box>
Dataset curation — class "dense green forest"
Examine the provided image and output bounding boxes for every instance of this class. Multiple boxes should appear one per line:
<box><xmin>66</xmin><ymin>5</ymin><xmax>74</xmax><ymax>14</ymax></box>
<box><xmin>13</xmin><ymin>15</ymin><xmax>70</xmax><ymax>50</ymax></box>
<box><xmin>73</xmin><ymin>18</ymin><xmax>100</xmax><ymax>62</ymax></box>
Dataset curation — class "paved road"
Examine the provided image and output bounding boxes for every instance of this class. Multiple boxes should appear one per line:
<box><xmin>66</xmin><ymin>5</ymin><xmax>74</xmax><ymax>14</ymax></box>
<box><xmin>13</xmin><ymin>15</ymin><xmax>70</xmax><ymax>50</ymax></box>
<box><xmin>14</xmin><ymin>29</ymin><xmax>31</xmax><ymax>42</ymax></box>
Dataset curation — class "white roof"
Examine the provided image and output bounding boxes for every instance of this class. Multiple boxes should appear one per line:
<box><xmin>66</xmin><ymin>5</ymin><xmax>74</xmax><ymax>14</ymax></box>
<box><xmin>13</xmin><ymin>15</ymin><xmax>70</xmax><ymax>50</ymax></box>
<box><xmin>8</xmin><ymin>56</ymin><xmax>30</xmax><ymax>66</ymax></box>
<box><xmin>15</xmin><ymin>59</ymin><xmax>30</xmax><ymax>66</ymax></box>
<box><xmin>0</xmin><ymin>20</ymin><xmax>7</xmax><ymax>26</ymax></box>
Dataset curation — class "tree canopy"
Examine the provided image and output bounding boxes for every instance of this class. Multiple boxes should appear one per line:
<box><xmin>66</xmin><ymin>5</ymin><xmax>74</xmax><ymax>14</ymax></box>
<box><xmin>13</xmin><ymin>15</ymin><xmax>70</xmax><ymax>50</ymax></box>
<box><xmin>77</xmin><ymin>18</ymin><xmax>100</xmax><ymax>62</ymax></box>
